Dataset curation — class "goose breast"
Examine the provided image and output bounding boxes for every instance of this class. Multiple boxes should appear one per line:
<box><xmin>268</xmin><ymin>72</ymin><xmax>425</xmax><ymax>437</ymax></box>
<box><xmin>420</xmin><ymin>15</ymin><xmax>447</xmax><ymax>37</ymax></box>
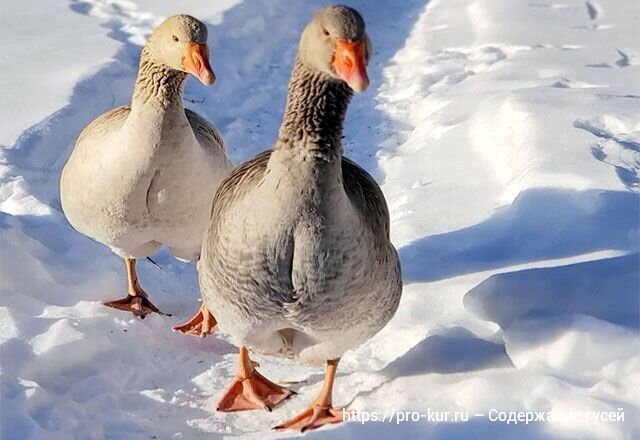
<box><xmin>198</xmin><ymin>150</ymin><xmax>401</xmax><ymax>363</ymax></box>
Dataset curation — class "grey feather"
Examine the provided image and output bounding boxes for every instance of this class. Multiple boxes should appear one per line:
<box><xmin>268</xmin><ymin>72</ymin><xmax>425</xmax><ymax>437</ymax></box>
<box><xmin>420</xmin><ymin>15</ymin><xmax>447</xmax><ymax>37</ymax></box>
<box><xmin>198</xmin><ymin>6</ymin><xmax>401</xmax><ymax>365</ymax></box>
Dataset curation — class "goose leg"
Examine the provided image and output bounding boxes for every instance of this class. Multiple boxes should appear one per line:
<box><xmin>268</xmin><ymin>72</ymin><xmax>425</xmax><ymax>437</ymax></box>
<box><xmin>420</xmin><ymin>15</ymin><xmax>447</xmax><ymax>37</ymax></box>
<box><xmin>104</xmin><ymin>257</ymin><xmax>166</xmax><ymax>318</ymax></box>
<box><xmin>173</xmin><ymin>304</ymin><xmax>217</xmax><ymax>337</ymax></box>
<box><xmin>217</xmin><ymin>346</ymin><xmax>294</xmax><ymax>412</ymax></box>
<box><xmin>274</xmin><ymin>358</ymin><xmax>346</xmax><ymax>432</ymax></box>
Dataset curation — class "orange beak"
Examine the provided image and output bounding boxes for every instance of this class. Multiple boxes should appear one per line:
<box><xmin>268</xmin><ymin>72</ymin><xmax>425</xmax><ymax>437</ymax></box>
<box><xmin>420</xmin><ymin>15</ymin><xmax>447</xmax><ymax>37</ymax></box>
<box><xmin>182</xmin><ymin>43</ymin><xmax>215</xmax><ymax>86</ymax></box>
<box><xmin>332</xmin><ymin>39</ymin><xmax>369</xmax><ymax>92</ymax></box>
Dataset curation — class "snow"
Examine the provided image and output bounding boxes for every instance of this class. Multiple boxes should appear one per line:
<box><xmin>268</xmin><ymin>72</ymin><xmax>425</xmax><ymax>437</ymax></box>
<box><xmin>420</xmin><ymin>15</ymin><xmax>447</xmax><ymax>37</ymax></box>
<box><xmin>1</xmin><ymin>0</ymin><xmax>638</xmax><ymax>439</ymax></box>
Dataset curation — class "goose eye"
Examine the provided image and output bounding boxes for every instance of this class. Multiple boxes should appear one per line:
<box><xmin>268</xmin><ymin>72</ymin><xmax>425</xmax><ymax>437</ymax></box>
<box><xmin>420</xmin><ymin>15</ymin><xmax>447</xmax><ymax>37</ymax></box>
<box><xmin>172</xmin><ymin>35</ymin><xmax>179</xmax><ymax>42</ymax></box>
<box><xmin>322</xmin><ymin>28</ymin><xmax>330</xmax><ymax>36</ymax></box>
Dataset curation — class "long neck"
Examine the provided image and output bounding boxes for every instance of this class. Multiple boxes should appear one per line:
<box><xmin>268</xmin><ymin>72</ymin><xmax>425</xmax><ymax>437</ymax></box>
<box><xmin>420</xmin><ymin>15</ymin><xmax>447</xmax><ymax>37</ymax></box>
<box><xmin>276</xmin><ymin>57</ymin><xmax>353</xmax><ymax>161</ymax></box>
<box><xmin>131</xmin><ymin>47</ymin><xmax>187</xmax><ymax>111</ymax></box>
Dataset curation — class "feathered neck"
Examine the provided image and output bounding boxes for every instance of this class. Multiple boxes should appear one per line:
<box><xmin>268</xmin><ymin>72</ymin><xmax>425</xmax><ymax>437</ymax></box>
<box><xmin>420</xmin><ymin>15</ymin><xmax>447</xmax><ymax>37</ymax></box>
<box><xmin>276</xmin><ymin>57</ymin><xmax>353</xmax><ymax>161</ymax></box>
<box><xmin>131</xmin><ymin>47</ymin><xmax>187</xmax><ymax>110</ymax></box>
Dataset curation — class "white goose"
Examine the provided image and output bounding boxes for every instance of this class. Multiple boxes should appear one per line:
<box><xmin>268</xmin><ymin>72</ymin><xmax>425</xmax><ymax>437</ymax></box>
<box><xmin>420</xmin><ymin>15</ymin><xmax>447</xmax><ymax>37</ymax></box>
<box><xmin>60</xmin><ymin>15</ymin><xmax>232</xmax><ymax>323</ymax></box>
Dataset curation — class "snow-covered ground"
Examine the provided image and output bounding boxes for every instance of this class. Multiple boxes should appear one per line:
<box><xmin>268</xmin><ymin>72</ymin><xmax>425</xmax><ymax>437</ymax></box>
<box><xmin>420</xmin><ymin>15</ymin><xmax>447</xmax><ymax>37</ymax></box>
<box><xmin>1</xmin><ymin>0</ymin><xmax>638</xmax><ymax>439</ymax></box>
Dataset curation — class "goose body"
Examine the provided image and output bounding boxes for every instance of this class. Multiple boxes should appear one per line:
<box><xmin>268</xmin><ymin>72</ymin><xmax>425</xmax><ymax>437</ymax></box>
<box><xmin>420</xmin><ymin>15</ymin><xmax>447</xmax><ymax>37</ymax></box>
<box><xmin>201</xmin><ymin>7</ymin><xmax>402</xmax><ymax>430</ymax></box>
<box><xmin>60</xmin><ymin>15</ymin><xmax>232</xmax><ymax>317</ymax></box>
<box><xmin>200</xmin><ymin>145</ymin><xmax>401</xmax><ymax>364</ymax></box>
<box><xmin>61</xmin><ymin>104</ymin><xmax>230</xmax><ymax>260</ymax></box>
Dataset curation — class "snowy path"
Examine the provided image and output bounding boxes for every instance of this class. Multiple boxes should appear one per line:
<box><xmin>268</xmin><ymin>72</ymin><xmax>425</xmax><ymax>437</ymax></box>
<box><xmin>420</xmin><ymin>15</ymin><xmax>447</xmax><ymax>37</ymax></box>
<box><xmin>1</xmin><ymin>0</ymin><xmax>638</xmax><ymax>439</ymax></box>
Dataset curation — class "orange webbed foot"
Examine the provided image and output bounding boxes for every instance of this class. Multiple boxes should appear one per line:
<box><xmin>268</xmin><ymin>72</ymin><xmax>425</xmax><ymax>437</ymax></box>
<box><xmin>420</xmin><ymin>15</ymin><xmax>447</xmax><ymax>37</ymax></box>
<box><xmin>103</xmin><ymin>294</ymin><xmax>166</xmax><ymax>318</ymax></box>
<box><xmin>274</xmin><ymin>357</ymin><xmax>345</xmax><ymax>431</ymax></box>
<box><xmin>173</xmin><ymin>305</ymin><xmax>216</xmax><ymax>337</ymax></box>
<box><xmin>216</xmin><ymin>346</ymin><xmax>295</xmax><ymax>412</ymax></box>
<box><xmin>273</xmin><ymin>404</ymin><xmax>346</xmax><ymax>432</ymax></box>
<box><xmin>217</xmin><ymin>369</ymin><xmax>295</xmax><ymax>412</ymax></box>
<box><xmin>105</xmin><ymin>258</ymin><xmax>168</xmax><ymax>318</ymax></box>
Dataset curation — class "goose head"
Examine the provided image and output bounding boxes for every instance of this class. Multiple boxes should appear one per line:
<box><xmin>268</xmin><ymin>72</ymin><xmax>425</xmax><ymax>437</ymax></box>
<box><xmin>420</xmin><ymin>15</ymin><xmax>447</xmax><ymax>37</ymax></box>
<box><xmin>146</xmin><ymin>15</ymin><xmax>215</xmax><ymax>85</ymax></box>
<box><xmin>299</xmin><ymin>5</ymin><xmax>371</xmax><ymax>92</ymax></box>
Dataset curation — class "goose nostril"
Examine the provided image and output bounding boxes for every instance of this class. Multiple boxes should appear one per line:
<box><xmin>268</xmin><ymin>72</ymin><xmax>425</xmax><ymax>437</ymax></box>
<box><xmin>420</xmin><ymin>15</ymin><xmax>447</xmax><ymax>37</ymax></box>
<box><xmin>193</xmin><ymin>55</ymin><xmax>202</xmax><ymax>72</ymax></box>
